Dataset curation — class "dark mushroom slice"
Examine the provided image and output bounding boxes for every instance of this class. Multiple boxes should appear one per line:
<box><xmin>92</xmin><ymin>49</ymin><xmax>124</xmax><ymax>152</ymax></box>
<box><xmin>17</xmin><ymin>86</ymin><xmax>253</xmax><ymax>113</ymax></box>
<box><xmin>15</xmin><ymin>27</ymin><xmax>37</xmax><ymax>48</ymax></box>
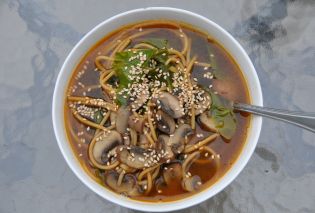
<box><xmin>197</xmin><ymin>112</ymin><xmax>218</xmax><ymax>132</ymax></box>
<box><xmin>156</xmin><ymin>110</ymin><xmax>176</xmax><ymax>134</ymax></box>
<box><xmin>195</xmin><ymin>91</ymin><xmax>211</xmax><ymax>115</ymax></box>
<box><xmin>128</xmin><ymin>114</ymin><xmax>146</xmax><ymax>133</ymax></box>
<box><xmin>117</xmin><ymin>146</ymin><xmax>155</xmax><ymax>169</ymax></box>
<box><xmin>92</xmin><ymin>130</ymin><xmax>122</xmax><ymax>164</ymax></box>
<box><xmin>130</xmin><ymin>90</ymin><xmax>150</xmax><ymax>111</ymax></box>
<box><xmin>163</xmin><ymin>162</ymin><xmax>183</xmax><ymax>185</ymax></box>
<box><xmin>168</xmin><ymin>124</ymin><xmax>193</xmax><ymax>154</ymax></box>
<box><xmin>116</xmin><ymin>106</ymin><xmax>131</xmax><ymax>134</ymax></box>
<box><xmin>158</xmin><ymin>135</ymin><xmax>174</xmax><ymax>159</ymax></box>
<box><xmin>105</xmin><ymin>171</ymin><xmax>143</xmax><ymax>196</ymax></box>
<box><xmin>182</xmin><ymin>175</ymin><xmax>202</xmax><ymax>192</ymax></box>
<box><xmin>156</xmin><ymin>92</ymin><xmax>184</xmax><ymax>118</ymax></box>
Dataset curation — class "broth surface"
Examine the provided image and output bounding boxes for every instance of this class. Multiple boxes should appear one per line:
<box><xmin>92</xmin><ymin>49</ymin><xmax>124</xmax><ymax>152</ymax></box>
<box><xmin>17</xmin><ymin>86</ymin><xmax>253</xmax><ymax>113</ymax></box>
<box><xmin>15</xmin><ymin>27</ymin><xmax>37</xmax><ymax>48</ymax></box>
<box><xmin>64</xmin><ymin>20</ymin><xmax>250</xmax><ymax>202</ymax></box>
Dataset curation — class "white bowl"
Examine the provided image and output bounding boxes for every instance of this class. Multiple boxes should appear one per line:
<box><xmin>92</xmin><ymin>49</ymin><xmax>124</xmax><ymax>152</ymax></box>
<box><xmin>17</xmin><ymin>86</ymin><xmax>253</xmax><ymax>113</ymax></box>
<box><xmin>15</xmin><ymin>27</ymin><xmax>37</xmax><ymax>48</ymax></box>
<box><xmin>52</xmin><ymin>7</ymin><xmax>263</xmax><ymax>212</ymax></box>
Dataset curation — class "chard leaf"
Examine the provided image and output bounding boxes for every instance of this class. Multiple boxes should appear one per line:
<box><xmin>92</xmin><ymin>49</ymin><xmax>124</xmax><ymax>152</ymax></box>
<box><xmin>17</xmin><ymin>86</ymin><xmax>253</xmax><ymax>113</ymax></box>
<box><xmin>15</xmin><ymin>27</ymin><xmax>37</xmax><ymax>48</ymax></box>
<box><xmin>113</xmin><ymin>49</ymin><xmax>155</xmax><ymax>105</ymax></box>
<box><xmin>112</xmin><ymin>45</ymin><xmax>172</xmax><ymax>106</ymax></box>
<box><xmin>94</xmin><ymin>109</ymin><xmax>104</xmax><ymax>124</ymax></box>
<box><xmin>208</xmin><ymin>91</ymin><xmax>236</xmax><ymax>140</ymax></box>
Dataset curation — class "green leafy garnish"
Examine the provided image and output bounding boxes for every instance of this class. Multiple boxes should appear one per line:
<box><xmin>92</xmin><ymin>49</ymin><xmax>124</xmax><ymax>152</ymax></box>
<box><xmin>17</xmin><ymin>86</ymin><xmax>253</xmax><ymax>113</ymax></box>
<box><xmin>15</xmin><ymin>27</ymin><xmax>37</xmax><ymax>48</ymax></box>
<box><xmin>208</xmin><ymin>91</ymin><xmax>236</xmax><ymax>140</ymax></box>
<box><xmin>113</xmin><ymin>49</ymin><xmax>155</xmax><ymax>105</ymax></box>
<box><xmin>94</xmin><ymin>109</ymin><xmax>104</xmax><ymax>124</ymax></box>
<box><xmin>112</xmin><ymin>45</ymin><xmax>170</xmax><ymax>106</ymax></box>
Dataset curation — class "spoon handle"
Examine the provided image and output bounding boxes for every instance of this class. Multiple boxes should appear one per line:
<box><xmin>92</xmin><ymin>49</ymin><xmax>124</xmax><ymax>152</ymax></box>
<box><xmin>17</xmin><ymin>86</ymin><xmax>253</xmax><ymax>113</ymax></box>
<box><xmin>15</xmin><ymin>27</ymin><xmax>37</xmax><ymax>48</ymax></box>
<box><xmin>233</xmin><ymin>102</ymin><xmax>315</xmax><ymax>133</ymax></box>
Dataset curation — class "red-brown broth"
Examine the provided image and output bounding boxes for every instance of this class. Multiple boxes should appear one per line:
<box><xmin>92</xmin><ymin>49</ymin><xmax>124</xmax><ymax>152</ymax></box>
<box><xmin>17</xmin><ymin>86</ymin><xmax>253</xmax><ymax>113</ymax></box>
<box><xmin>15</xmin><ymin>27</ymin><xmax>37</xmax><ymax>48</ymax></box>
<box><xmin>64</xmin><ymin>21</ymin><xmax>250</xmax><ymax>202</ymax></box>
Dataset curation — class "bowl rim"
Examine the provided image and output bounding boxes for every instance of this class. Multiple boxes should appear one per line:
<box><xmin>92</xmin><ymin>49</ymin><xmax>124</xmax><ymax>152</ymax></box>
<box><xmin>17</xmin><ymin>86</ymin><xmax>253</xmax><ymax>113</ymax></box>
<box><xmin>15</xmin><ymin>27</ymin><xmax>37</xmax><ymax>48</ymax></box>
<box><xmin>52</xmin><ymin>7</ymin><xmax>263</xmax><ymax>212</ymax></box>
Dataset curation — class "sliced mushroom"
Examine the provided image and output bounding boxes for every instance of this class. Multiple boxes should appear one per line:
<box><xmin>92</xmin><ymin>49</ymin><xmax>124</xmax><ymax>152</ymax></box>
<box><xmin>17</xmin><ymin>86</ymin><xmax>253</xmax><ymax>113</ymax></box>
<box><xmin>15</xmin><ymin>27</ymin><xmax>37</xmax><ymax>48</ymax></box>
<box><xmin>105</xmin><ymin>171</ymin><xmax>142</xmax><ymax>196</ymax></box>
<box><xmin>168</xmin><ymin>124</ymin><xmax>193</xmax><ymax>154</ymax></box>
<box><xmin>163</xmin><ymin>162</ymin><xmax>182</xmax><ymax>185</ymax></box>
<box><xmin>117</xmin><ymin>146</ymin><xmax>152</xmax><ymax>169</ymax></box>
<box><xmin>92</xmin><ymin>131</ymin><xmax>122</xmax><ymax>164</ymax></box>
<box><xmin>116</xmin><ymin>106</ymin><xmax>131</xmax><ymax>134</ymax></box>
<box><xmin>182</xmin><ymin>175</ymin><xmax>202</xmax><ymax>192</ymax></box>
<box><xmin>122</xmin><ymin>133</ymin><xmax>131</xmax><ymax>146</ymax></box>
<box><xmin>156</xmin><ymin>110</ymin><xmax>176</xmax><ymax>134</ymax></box>
<box><xmin>110</xmin><ymin>111</ymin><xmax>117</xmax><ymax>126</ymax></box>
<box><xmin>131</xmin><ymin>90</ymin><xmax>150</xmax><ymax>111</ymax></box>
<box><xmin>128</xmin><ymin>114</ymin><xmax>146</xmax><ymax>133</ymax></box>
<box><xmin>197</xmin><ymin>112</ymin><xmax>218</xmax><ymax>132</ymax></box>
<box><xmin>156</xmin><ymin>92</ymin><xmax>184</xmax><ymax>118</ymax></box>
<box><xmin>158</xmin><ymin>135</ymin><xmax>174</xmax><ymax>159</ymax></box>
<box><xmin>195</xmin><ymin>91</ymin><xmax>212</xmax><ymax>115</ymax></box>
<box><xmin>139</xmin><ymin>134</ymin><xmax>150</xmax><ymax>149</ymax></box>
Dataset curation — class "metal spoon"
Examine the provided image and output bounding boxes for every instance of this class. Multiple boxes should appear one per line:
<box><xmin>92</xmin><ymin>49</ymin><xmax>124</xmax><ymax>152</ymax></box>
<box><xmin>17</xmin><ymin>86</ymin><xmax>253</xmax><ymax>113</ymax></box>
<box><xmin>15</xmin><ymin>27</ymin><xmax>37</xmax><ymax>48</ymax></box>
<box><xmin>233</xmin><ymin>102</ymin><xmax>315</xmax><ymax>133</ymax></box>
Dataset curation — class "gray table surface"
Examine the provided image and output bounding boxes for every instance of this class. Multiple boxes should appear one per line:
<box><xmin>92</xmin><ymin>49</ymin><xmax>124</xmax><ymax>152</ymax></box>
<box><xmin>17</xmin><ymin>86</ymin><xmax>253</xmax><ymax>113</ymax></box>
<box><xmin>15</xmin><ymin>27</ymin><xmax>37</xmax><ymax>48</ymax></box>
<box><xmin>1</xmin><ymin>0</ymin><xmax>315</xmax><ymax>212</ymax></box>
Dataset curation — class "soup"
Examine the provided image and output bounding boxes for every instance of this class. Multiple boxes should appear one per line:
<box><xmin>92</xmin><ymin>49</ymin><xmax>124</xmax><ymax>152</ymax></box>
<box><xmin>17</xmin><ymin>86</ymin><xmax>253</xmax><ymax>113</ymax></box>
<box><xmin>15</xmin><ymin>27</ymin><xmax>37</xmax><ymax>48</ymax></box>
<box><xmin>64</xmin><ymin>20</ymin><xmax>250</xmax><ymax>202</ymax></box>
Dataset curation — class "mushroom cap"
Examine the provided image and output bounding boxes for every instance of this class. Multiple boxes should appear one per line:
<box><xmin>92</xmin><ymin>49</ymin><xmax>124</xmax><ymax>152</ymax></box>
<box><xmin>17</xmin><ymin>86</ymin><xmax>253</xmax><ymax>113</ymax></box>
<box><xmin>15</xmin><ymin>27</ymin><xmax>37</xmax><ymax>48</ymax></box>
<box><xmin>105</xmin><ymin>171</ymin><xmax>142</xmax><ymax>196</ymax></box>
<box><xmin>182</xmin><ymin>175</ymin><xmax>202</xmax><ymax>192</ymax></box>
<box><xmin>156</xmin><ymin>92</ymin><xmax>184</xmax><ymax>118</ymax></box>
<box><xmin>117</xmin><ymin>146</ymin><xmax>152</xmax><ymax>169</ymax></box>
<box><xmin>158</xmin><ymin>135</ymin><xmax>174</xmax><ymax>160</ymax></box>
<box><xmin>92</xmin><ymin>131</ymin><xmax>122</xmax><ymax>164</ymax></box>
<box><xmin>130</xmin><ymin>90</ymin><xmax>150</xmax><ymax>111</ymax></box>
<box><xmin>168</xmin><ymin>124</ymin><xmax>193</xmax><ymax>154</ymax></box>
<box><xmin>122</xmin><ymin>133</ymin><xmax>131</xmax><ymax>146</ymax></box>
<box><xmin>163</xmin><ymin>162</ymin><xmax>183</xmax><ymax>185</ymax></box>
<box><xmin>116</xmin><ymin>106</ymin><xmax>131</xmax><ymax>134</ymax></box>
<box><xmin>128</xmin><ymin>114</ymin><xmax>146</xmax><ymax>133</ymax></box>
<box><xmin>197</xmin><ymin>112</ymin><xmax>218</xmax><ymax>132</ymax></box>
<box><xmin>156</xmin><ymin>110</ymin><xmax>176</xmax><ymax>134</ymax></box>
<box><xmin>139</xmin><ymin>134</ymin><xmax>150</xmax><ymax>149</ymax></box>
<box><xmin>110</xmin><ymin>111</ymin><xmax>117</xmax><ymax>126</ymax></box>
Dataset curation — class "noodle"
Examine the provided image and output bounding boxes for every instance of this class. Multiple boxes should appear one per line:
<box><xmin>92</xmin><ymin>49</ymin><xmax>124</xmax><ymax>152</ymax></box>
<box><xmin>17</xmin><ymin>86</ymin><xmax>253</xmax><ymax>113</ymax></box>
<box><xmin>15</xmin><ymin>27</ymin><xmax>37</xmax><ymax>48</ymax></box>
<box><xmin>191</xmin><ymin>105</ymin><xmax>196</xmax><ymax>129</ymax></box>
<box><xmin>138</xmin><ymin>164</ymin><xmax>160</xmax><ymax>181</ymax></box>
<box><xmin>102</xmin><ymin>70</ymin><xmax>115</xmax><ymax>83</ymax></box>
<box><xmin>168</xmin><ymin>49</ymin><xmax>187</xmax><ymax>65</ymax></box>
<box><xmin>95</xmin><ymin>111</ymin><xmax>111</xmax><ymax>135</ymax></box>
<box><xmin>117</xmin><ymin>170</ymin><xmax>125</xmax><ymax>186</ymax></box>
<box><xmin>184</xmin><ymin>133</ymin><xmax>219</xmax><ymax>153</ymax></box>
<box><xmin>67</xmin><ymin>96</ymin><xmax>117</xmax><ymax>111</ymax></box>
<box><xmin>169</xmin><ymin>66</ymin><xmax>178</xmax><ymax>73</ymax></box>
<box><xmin>195</xmin><ymin>61</ymin><xmax>211</xmax><ymax>68</ymax></box>
<box><xmin>186</xmin><ymin>38</ymin><xmax>191</xmax><ymax>62</ymax></box>
<box><xmin>134</xmin><ymin>43</ymin><xmax>156</xmax><ymax>49</ymax></box>
<box><xmin>186</xmin><ymin>56</ymin><xmax>197</xmax><ymax>73</ymax></box>
<box><xmin>151</xmin><ymin>166</ymin><xmax>160</xmax><ymax>180</ymax></box>
<box><xmin>144</xmin><ymin>131</ymin><xmax>155</xmax><ymax>145</ymax></box>
<box><xmin>182</xmin><ymin>151</ymin><xmax>200</xmax><ymax>174</ymax></box>
<box><xmin>71</xmin><ymin>109</ymin><xmax>111</xmax><ymax>131</ymax></box>
<box><xmin>95</xmin><ymin>56</ymin><xmax>114</xmax><ymax>72</ymax></box>
<box><xmin>145</xmin><ymin>172</ymin><xmax>152</xmax><ymax>194</ymax></box>
<box><xmin>195</xmin><ymin>146</ymin><xmax>220</xmax><ymax>168</ymax></box>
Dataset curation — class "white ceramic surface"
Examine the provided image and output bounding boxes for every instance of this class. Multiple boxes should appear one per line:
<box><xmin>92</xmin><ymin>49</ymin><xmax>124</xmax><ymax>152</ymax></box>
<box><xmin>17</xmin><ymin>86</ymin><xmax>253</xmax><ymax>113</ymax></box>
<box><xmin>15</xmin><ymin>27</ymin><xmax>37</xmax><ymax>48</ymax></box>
<box><xmin>52</xmin><ymin>7</ymin><xmax>263</xmax><ymax>212</ymax></box>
